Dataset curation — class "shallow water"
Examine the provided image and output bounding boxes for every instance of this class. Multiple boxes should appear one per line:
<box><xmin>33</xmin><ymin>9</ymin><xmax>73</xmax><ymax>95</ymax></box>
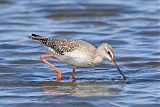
<box><xmin>0</xmin><ymin>0</ymin><xmax>160</xmax><ymax>107</ymax></box>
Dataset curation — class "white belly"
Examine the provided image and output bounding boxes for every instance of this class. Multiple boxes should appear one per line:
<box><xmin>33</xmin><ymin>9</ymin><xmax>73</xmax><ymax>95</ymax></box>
<box><xmin>63</xmin><ymin>57</ymin><xmax>92</xmax><ymax>67</ymax></box>
<box><xmin>61</xmin><ymin>53</ymin><xmax>92</xmax><ymax>67</ymax></box>
<box><xmin>58</xmin><ymin>50</ymin><xmax>102</xmax><ymax>67</ymax></box>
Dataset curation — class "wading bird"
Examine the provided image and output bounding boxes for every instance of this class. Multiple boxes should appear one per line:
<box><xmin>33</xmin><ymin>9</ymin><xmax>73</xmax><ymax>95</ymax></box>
<box><xmin>28</xmin><ymin>34</ymin><xmax>126</xmax><ymax>81</ymax></box>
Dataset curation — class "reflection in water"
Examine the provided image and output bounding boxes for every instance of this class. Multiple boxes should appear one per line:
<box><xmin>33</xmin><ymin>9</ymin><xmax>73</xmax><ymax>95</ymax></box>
<box><xmin>39</xmin><ymin>81</ymin><xmax>122</xmax><ymax>96</ymax></box>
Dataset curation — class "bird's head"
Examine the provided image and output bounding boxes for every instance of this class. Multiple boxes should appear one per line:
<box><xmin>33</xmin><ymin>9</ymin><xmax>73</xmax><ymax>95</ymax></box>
<box><xmin>98</xmin><ymin>43</ymin><xmax>126</xmax><ymax>80</ymax></box>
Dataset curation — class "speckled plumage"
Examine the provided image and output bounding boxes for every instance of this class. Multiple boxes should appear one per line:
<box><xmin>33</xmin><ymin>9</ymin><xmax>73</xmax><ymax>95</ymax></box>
<box><xmin>28</xmin><ymin>34</ymin><xmax>80</xmax><ymax>55</ymax></box>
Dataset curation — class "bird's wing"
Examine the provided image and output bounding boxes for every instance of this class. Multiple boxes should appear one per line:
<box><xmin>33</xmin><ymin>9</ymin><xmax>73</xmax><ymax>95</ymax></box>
<box><xmin>28</xmin><ymin>34</ymin><xmax>79</xmax><ymax>55</ymax></box>
<box><xmin>46</xmin><ymin>39</ymin><xmax>79</xmax><ymax>55</ymax></box>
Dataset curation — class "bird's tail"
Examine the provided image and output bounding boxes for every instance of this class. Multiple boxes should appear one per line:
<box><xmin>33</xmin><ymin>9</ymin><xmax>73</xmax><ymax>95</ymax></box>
<box><xmin>28</xmin><ymin>33</ymin><xmax>44</xmax><ymax>40</ymax></box>
<box><xmin>28</xmin><ymin>34</ymin><xmax>49</xmax><ymax>45</ymax></box>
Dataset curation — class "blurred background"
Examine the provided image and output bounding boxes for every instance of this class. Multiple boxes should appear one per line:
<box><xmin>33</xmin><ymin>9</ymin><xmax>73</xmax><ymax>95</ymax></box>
<box><xmin>0</xmin><ymin>0</ymin><xmax>159</xmax><ymax>107</ymax></box>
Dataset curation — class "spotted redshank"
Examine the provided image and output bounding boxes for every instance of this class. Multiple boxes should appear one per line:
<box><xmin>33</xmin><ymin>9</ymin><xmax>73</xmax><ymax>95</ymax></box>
<box><xmin>28</xmin><ymin>34</ymin><xmax>126</xmax><ymax>81</ymax></box>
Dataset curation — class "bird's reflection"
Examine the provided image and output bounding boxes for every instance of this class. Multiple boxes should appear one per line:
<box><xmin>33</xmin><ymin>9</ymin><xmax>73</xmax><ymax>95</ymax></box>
<box><xmin>38</xmin><ymin>81</ymin><xmax>124</xmax><ymax>96</ymax></box>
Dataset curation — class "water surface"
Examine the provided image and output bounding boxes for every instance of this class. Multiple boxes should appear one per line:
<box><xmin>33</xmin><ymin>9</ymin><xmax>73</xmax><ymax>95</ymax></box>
<box><xmin>0</xmin><ymin>0</ymin><xmax>160</xmax><ymax>107</ymax></box>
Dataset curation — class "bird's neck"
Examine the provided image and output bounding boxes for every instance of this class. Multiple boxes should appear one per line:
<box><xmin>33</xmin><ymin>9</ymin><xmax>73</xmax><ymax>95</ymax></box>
<box><xmin>96</xmin><ymin>44</ymin><xmax>105</xmax><ymax>59</ymax></box>
<box><xmin>91</xmin><ymin>45</ymin><xmax>106</xmax><ymax>65</ymax></box>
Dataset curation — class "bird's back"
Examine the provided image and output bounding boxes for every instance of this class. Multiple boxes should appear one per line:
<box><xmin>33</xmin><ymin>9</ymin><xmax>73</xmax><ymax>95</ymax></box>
<box><xmin>28</xmin><ymin>34</ymin><xmax>95</xmax><ymax>53</ymax></box>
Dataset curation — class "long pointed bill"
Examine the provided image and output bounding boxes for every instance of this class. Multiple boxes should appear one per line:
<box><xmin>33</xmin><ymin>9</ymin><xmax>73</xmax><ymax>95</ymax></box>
<box><xmin>111</xmin><ymin>58</ymin><xmax>126</xmax><ymax>80</ymax></box>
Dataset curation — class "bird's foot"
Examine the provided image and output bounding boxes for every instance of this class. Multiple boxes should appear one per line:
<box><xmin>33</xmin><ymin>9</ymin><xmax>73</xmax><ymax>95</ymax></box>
<box><xmin>70</xmin><ymin>75</ymin><xmax>76</xmax><ymax>82</ymax></box>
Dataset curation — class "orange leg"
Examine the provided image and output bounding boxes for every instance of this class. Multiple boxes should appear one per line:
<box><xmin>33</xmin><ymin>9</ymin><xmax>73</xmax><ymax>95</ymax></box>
<box><xmin>40</xmin><ymin>54</ymin><xmax>61</xmax><ymax>81</ymax></box>
<box><xmin>70</xmin><ymin>68</ymin><xmax>76</xmax><ymax>81</ymax></box>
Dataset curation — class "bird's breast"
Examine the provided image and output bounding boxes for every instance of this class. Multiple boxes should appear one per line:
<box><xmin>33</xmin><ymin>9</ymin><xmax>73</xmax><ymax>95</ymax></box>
<box><xmin>58</xmin><ymin>50</ymin><xmax>103</xmax><ymax>67</ymax></box>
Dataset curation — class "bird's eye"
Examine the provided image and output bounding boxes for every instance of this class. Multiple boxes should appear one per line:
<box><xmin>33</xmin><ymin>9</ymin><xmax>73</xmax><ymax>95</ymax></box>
<box><xmin>107</xmin><ymin>51</ymin><xmax>111</xmax><ymax>55</ymax></box>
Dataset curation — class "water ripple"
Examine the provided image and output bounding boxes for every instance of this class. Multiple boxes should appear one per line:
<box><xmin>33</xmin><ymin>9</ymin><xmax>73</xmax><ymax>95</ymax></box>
<box><xmin>0</xmin><ymin>0</ymin><xmax>159</xmax><ymax>107</ymax></box>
